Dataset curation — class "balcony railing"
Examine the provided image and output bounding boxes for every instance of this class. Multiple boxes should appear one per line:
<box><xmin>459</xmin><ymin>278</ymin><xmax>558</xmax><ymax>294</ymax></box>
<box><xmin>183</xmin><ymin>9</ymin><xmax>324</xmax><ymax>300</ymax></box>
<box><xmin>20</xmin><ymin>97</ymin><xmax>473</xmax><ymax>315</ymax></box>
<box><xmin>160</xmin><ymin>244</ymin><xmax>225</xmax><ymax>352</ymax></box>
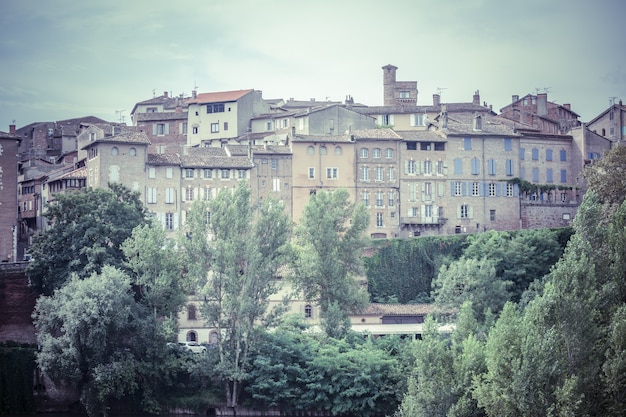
<box><xmin>400</xmin><ymin>217</ymin><xmax>447</xmax><ymax>225</ymax></box>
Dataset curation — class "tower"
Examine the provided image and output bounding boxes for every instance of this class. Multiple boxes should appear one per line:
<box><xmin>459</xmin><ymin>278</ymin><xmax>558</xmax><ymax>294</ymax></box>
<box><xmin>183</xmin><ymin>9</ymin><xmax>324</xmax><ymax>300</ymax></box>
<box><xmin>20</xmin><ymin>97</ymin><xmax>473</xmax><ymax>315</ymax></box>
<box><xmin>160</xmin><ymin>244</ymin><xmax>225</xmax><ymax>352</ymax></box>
<box><xmin>382</xmin><ymin>64</ymin><xmax>398</xmax><ymax>106</ymax></box>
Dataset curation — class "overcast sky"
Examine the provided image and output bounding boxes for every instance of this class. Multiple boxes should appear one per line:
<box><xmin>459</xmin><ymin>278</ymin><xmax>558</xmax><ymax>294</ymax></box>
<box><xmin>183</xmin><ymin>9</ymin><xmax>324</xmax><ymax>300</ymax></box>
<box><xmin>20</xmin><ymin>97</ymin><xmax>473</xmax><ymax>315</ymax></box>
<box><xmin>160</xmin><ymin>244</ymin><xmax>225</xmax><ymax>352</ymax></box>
<box><xmin>1</xmin><ymin>0</ymin><xmax>624</xmax><ymax>130</ymax></box>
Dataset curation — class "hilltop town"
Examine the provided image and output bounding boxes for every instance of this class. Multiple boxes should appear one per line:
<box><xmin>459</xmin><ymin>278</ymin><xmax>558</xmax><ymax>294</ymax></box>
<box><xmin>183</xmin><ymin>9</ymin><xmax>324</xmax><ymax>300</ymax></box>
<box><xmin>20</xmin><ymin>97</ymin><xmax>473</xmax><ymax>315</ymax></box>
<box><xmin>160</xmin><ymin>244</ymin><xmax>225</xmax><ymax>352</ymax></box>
<box><xmin>1</xmin><ymin>64</ymin><xmax>624</xmax><ymax>265</ymax></box>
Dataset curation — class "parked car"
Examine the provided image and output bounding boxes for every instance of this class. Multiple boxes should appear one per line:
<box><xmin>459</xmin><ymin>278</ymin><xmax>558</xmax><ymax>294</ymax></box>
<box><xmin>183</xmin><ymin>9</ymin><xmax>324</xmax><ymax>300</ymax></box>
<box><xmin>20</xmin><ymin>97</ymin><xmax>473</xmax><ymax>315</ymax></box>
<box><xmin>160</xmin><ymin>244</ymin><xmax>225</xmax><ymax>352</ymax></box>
<box><xmin>178</xmin><ymin>341</ymin><xmax>207</xmax><ymax>353</ymax></box>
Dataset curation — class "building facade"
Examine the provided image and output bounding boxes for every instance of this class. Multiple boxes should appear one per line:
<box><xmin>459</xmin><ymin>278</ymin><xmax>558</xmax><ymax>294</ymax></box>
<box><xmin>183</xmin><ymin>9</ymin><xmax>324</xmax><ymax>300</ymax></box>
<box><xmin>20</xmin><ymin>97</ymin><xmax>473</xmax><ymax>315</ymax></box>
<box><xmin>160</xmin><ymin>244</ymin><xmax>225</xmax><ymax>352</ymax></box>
<box><xmin>0</xmin><ymin>126</ymin><xmax>20</xmax><ymax>262</ymax></box>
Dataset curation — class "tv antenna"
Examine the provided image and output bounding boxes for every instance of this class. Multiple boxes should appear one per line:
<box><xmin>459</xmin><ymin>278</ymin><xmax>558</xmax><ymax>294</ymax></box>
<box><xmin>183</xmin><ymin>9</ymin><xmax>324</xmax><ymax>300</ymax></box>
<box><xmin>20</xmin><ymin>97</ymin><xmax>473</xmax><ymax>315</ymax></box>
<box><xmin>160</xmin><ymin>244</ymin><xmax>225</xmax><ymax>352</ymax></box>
<box><xmin>152</xmin><ymin>89</ymin><xmax>156</xmax><ymax>98</ymax></box>
<box><xmin>436</xmin><ymin>86</ymin><xmax>447</xmax><ymax>96</ymax></box>
<box><xmin>115</xmin><ymin>110</ymin><xmax>126</xmax><ymax>124</ymax></box>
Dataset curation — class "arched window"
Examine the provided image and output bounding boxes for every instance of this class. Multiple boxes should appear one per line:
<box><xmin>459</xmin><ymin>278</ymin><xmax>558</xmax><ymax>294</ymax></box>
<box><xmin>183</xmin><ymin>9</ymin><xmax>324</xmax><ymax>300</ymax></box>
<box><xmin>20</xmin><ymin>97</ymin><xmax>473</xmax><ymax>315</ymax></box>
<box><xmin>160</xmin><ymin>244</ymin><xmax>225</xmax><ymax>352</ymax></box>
<box><xmin>320</xmin><ymin>145</ymin><xmax>328</xmax><ymax>155</ymax></box>
<box><xmin>307</xmin><ymin>146</ymin><xmax>315</xmax><ymax>155</ymax></box>
<box><xmin>372</xmin><ymin>148</ymin><xmax>381</xmax><ymax>158</ymax></box>
<box><xmin>129</xmin><ymin>147</ymin><xmax>137</xmax><ymax>156</ymax></box>
<box><xmin>186</xmin><ymin>331</ymin><xmax>197</xmax><ymax>342</ymax></box>
<box><xmin>111</xmin><ymin>146</ymin><xmax>119</xmax><ymax>156</ymax></box>
<box><xmin>209</xmin><ymin>331</ymin><xmax>219</xmax><ymax>344</ymax></box>
<box><xmin>359</xmin><ymin>148</ymin><xmax>369</xmax><ymax>158</ymax></box>
<box><xmin>334</xmin><ymin>146</ymin><xmax>342</xmax><ymax>155</ymax></box>
<box><xmin>304</xmin><ymin>304</ymin><xmax>312</xmax><ymax>318</ymax></box>
<box><xmin>385</xmin><ymin>148</ymin><xmax>394</xmax><ymax>158</ymax></box>
<box><xmin>187</xmin><ymin>304</ymin><xmax>197</xmax><ymax>320</ymax></box>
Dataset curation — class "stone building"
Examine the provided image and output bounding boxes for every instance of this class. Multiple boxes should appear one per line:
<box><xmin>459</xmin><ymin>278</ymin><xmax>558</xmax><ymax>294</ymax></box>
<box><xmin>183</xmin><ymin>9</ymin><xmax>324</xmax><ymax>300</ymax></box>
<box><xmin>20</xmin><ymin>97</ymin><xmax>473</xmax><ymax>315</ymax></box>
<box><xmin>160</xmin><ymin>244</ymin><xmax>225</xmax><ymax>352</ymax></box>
<box><xmin>0</xmin><ymin>126</ymin><xmax>20</xmax><ymax>262</ymax></box>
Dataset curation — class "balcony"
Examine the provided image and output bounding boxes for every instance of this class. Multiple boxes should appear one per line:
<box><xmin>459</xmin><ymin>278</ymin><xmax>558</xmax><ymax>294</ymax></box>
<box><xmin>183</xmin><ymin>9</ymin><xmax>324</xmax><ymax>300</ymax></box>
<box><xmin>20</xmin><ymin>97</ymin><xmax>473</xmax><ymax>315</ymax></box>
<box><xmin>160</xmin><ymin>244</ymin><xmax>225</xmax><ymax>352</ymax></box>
<box><xmin>401</xmin><ymin>217</ymin><xmax>447</xmax><ymax>225</ymax></box>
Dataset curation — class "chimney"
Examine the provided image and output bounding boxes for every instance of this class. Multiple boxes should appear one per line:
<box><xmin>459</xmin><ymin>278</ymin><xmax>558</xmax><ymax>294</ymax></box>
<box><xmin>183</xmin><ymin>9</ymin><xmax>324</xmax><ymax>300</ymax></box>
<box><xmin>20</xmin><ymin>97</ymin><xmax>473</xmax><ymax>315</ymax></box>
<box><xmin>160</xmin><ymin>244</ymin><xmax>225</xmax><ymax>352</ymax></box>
<box><xmin>512</xmin><ymin>95</ymin><xmax>519</xmax><ymax>103</ymax></box>
<box><xmin>9</xmin><ymin>124</ymin><xmax>16</xmax><ymax>134</ymax></box>
<box><xmin>163</xmin><ymin>91</ymin><xmax>168</xmax><ymax>98</ymax></box>
<box><xmin>440</xmin><ymin>105</ymin><xmax>448</xmax><ymax>129</ymax></box>
<box><xmin>537</xmin><ymin>93</ymin><xmax>548</xmax><ymax>116</ymax></box>
<box><xmin>473</xmin><ymin>90</ymin><xmax>480</xmax><ymax>105</ymax></box>
<box><xmin>563</xmin><ymin>103</ymin><xmax>571</xmax><ymax>110</ymax></box>
<box><xmin>433</xmin><ymin>94</ymin><xmax>441</xmax><ymax>106</ymax></box>
<box><xmin>192</xmin><ymin>90</ymin><xmax>197</xmax><ymax>99</ymax></box>
<box><xmin>473</xmin><ymin>112</ymin><xmax>482</xmax><ymax>131</ymax></box>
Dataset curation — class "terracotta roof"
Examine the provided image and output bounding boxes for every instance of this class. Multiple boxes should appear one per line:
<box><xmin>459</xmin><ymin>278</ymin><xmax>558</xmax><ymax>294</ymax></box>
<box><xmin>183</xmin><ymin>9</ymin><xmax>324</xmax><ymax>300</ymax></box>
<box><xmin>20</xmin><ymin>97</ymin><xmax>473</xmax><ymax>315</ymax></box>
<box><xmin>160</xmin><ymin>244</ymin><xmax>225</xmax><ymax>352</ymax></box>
<box><xmin>58</xmin><ymin>167</ymin><xmax>87</xmax><ymax>179</ymax></box>
<box><xmin>147</xmin><ymin>153</ymin><xmax>181</xmax><ymax>165</ymax></box>
<box><xmin>291</xmin><ymin>134</ymin><xmax>356</xmax><ymax>143</ymax></box>
<box><xmin>351</xmin><ymin>128</ymin><xmax>402</xmax><ymax>140</ymax></box>
<box><xmin>187</xmin><ymin>89</ymin><xmax>254</xmax><ymax>104</ymax></box>
<box><xmin>136</xmin><ymin>112</ymin><xmax>188</xmax><ymax>122</ymax></box>
<box><xmin>442</xmin><ymin>113</ymin><xmax>520</xmax><ymax>137</ymax></box>
<box><xmin>361</xmin><ymin>303</ymin><xmax>434</xmax><ymax>316</ymax></box>
<box><xmin>395</xmin><ymin>129</ymin><xmax>447</xmax><ymax>141</ymax></box>
<box><xmin>181</xmin><ymin>153</ymin><xmax>253</xmax><ymax>169</ymax></box>
<box><xmin>81</xmin><ymin>132</ymin><xmax>151</xmax><ymax>148</ymax></box>
<box><xmin>251</xmin><ymin>145</ymin><xmax>292</xmax><ymax>155</ymax></box>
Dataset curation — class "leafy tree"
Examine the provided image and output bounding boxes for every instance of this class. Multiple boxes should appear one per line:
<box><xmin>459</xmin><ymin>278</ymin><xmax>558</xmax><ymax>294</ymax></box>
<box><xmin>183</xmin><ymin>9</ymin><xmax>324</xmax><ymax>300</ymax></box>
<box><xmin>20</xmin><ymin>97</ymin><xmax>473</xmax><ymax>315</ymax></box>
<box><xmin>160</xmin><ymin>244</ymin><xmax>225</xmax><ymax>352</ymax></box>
<box><xmin>583</xmin><ymin>144</ymin><xmax>626</xmax><ymax>208</ymax></box>
<box><xmin>291</xmin><ymin>189</ymin><xmax>369</xmax><ymax>336</ymax></box>
<box><xmin>121</xmin><ymin>221</ymin><xmax>186</xmax><ymax>331</ymax></box>
<box><xmin>432</xmin><ymin>257</ymin><xmax>511</xmax><ymax>321</ymax></box>
<box><xmin>27</xmin><ymin>184</ymin><xmax>148</xmax><ymax>294</ymax></box>
<box><xmin>33</xmin><ymin>266</ymin><xmax>161</xmax><ymax>416</ymax></box>
<box><xmin>180</xmin><ymin>182</ymin><xmax>291</xmax><ymax>409</ymax></box>
<box><xmin>603</xmin><ymin>305</ymin><xmax>626</xmax><ymax>416</ymax></box>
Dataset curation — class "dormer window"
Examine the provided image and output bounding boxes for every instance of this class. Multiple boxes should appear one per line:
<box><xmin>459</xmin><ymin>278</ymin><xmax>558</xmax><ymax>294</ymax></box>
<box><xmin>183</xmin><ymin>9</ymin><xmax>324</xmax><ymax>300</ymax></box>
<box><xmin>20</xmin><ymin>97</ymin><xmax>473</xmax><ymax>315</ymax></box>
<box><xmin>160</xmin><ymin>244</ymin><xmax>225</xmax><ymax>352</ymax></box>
<box><xmin>207</xmin><ymin>103</ymin><xmax>225</xmax><ymax>113</ymax></box>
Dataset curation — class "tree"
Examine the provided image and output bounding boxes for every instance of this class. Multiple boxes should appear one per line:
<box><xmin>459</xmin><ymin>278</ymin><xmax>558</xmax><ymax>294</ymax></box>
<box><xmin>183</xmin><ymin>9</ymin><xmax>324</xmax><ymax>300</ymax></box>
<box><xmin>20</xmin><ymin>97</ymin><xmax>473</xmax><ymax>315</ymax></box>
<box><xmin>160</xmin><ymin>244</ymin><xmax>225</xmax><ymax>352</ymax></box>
<box><xmin>583</xmin><ymin>144</ymin><xmax>626</xmax><ymax>208</ymax></box>
<box><xmin>33</xmin><ymin>266</ymin><xmax>158</xmax><ymax>416</ymax></box>
<box><xmin>27</xmin><ymin>184</ymin><xmax>148</xmax><ymax>294</ymax></box>
<box><xmin>432</xmin><ymin>257</ymin><xmax>511</xmax><ymax>321</ymax></box>
<box><xmin>291</xmin><ymin>189</ymin><xmax>369</xmax><ymax>336</ymax></box>
<box><xmin>180</xmin><ymin>182</ymin><xmax>291</xmax><ymax>409</ymax></box>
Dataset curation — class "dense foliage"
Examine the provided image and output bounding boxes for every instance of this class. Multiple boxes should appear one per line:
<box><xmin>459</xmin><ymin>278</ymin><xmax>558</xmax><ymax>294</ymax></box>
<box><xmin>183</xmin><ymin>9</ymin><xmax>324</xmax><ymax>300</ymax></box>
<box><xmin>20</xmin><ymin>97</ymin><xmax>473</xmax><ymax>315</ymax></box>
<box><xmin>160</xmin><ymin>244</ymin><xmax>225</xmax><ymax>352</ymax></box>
<box><xmin>0</xmin><ymin>343</ymin><xmax>36</xmax><ymax>415</ymax></box>
<box><xmin>27</xmin><ymin>183</ymin><xmax>148</xmax><ymax>294</ymax></box>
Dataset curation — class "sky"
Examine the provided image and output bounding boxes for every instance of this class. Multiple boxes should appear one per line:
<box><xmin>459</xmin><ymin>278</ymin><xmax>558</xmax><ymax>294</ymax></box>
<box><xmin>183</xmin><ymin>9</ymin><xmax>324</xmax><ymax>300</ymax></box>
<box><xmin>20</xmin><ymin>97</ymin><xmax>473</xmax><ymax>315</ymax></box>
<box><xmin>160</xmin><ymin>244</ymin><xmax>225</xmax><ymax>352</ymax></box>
<box><xmin>1</xmin><ymin>0</ymin><xmax>624</xmax><ymax>130</ymax></box>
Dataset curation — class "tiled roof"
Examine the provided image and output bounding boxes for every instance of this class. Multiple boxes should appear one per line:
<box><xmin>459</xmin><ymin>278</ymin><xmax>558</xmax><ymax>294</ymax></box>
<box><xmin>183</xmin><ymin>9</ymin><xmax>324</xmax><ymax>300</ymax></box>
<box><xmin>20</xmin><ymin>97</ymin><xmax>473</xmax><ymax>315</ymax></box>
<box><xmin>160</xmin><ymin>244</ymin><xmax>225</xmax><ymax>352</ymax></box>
<box><xmin>291</xmin><ymin>134</ymin><xmax>356</xmax><ymax>143</ymax></box>
<box><xmin>181</xmin><ymin>153</ymin><xmax>253</xmax><ymax>169</ymax></box>
<box><xmin>82</xmin><ymin>132</ymin><xmax>151</xmax><ymax>148</ymax></box>
<box><xmin>251</xmin><ymin>145</ymin><xmax>292</xmax><ymax>155</ymax></box>
<box><xmin>354</xmin><ymin>103</ymin><xmax>494</xmax><ymax>115</ymax></box>
<box><xmin>147</xmin><ymin>153</ymin><xmax>181</xmax><ymax>165</ymax></box>
<box><xmin>351</xmin><ymin>128</ymin><xmax>402</xmax><ymax>140</ymax></box>
<box><xmin>136</xmin><ymin>112</ymin><xmax>188</xmax><ymax>122</ymax></box>
<box><xmin>59</xmin><ymin>167</ymin><xmax>87</xmax><ymax>179</ymax></box>
<box><xmin>442</xmin><ymin>113</ymin><xmax>520</xmax><ymax>137</ymax></box>
<box><xmin>187</xmin><ymin>89</ymin><xmax>254</xmax><ymax>104</ymax></box>
<box><xmin>280</xmin><ymin>99</ymin><xmax>341</xmax><ymax>109</ymax></box>
<box><xmin>395</xmin><ymin>130</ymin><xmax>447</xmax><ymax>141</ymax></box>
<box><xmin>226</xmin><ymin>145</ymin><xmax>249</xmax><ymax>156</ymax></box>
<box><xmin>361</xmin><ymin>303</ymin><xmax>434</xmax><ymax>316</ymax></box>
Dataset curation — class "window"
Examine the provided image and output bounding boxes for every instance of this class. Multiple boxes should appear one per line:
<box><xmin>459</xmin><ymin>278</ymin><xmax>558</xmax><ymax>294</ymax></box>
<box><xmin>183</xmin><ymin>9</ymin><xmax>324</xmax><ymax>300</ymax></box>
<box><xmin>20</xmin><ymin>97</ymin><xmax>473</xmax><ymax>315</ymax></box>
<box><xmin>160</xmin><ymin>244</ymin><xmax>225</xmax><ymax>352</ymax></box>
<box><xmin>304</xmin><ymin>304</ymin><xmax>312</xmax><ymax>318</ymax></box>
<box><xmin>156</xmin><ymin>123</ymin><xmax>166</xmax><ymax>135</ymax></box>
<box><xmin>211</xmin><ymin>123</ymin><xmax>219</xmax><ymax>133</ymax></box>
<box><xmin>411</xmin><ymin>113</ymin><xmax>425</xmax><ymax>126</ymax></box>
<box><xmin>434</xmin><ymin>142</ymin><xmax>445</xmax><ymax>151</ymax></box>
<box><xmin>266</xmin><ymin>121</ymin><xmax>272</xmax><ymax>131</ymax></box>
<box><xmin>372</xmin><ymin>148</ymin><xmax>381</xmax><ymax>158</ymax></box>
<box><xmin>362</xmin><ymin>191</ymin><xmax>369</xmax><ymax>206</ymax></box>
<box><xmin>148</xmin><ymin>167</ymin><xmax>156</xmax><ymax>178</ymax></box>
<box><xmin>192</xmin><ymin>126</ymin><xmax>198</xmax><ymax>134</ymax></box>
<box><xmin>388</xmin><ymin>167</ymin><xmax>395</xmax><ymax>181</ymax></box>
<box><xmin>506</xmin><ymin>159</ymin><xmax>514</xmax><ymax>176</ymax></box>
<box><xmin>186</xmin><ymin>304</ymin><xmax>197</xmax><ymax>320</ymax></box>
<box><xmin>204</xmin><ymin>169</ymin><xmax>212</xmax><ymax>179</ymax></box>
<box><xmin>488</xmin><ymin>159</ymin><xmax>496</xmax><ymax>175</ymax></box>
<box><xmin>375</xmin><ymin>166</ymin><xmax>384</xmax><ymax>181</ymax></box>
<box><xmin>129</xmin><ymin>147</ymin><xmax>136</xmax><ymax>156</ymax></box>
<box><xmin>406</xmin><ymin>142</ymin><xmax>417</xmax><ymax>150</ymax></box>
<box><xmin>520</xmin><ymin>147</ymin><xmax>525</xmax><ymax>160</ymax></box>
<box><xmin>532</xmin><ymin>167</ymin><xmax>539</xmax><ymax>182</ymax></box>
<box><xmin>111</xmin><ymin>147</ymin><xmax>119</xmax><ymax>156</ymax></box>
<box><xmin>388</xmin><ymin>192</ymin><xmax>395</xmax><ymax>207</ymax></box>
<box><xmin>409</xmin><ymin>183</ymin><xmax>417</xmax><ymax>201</ymax></box>
<box><xmin>436</xmin><ymin>160</ymin><xmax>444</xmax><ymax>175</ymax></box>
<box><xmin>560</xmin><ymin>169</ymin><xmax>567</xmax><ymax>183</ymax></box>
<box><xmin>546</xmin><ymin>149</ymin><xmax>553</xmax><ymax>161</ymax></box>
<box><xmin>359</xmin><ymin>148</ymin><xmax>369</xmax><ymax>158</ymax></box>
<box><xmin>471</xmin><ymin>157</ymin><xmax>480</xmax><ymax>175</ymax></box>
<box><xmin>320</xmin><ymin>146</ymin><xmax>327</xmax><ymax>155</ymax></box>
<box><xmin>464</xmin><ymin>138</ymin><xmax>472</xmax><ymax>150</ymax></box>
<box><xmin>460</xmin><ymin>204</ymin><xmax>469</xmax><ymax>218</ymax></box>
<box><xmin>411</xmin><ymin>207</ymin><xmax>418</xmax><ymax>217</ymax></box>
<box><xmin>385</xmin><ymin>148</ymin><xmax>394</xmax><ymax>158</ymax></box>
<box><xmin>454</xmin><ymin>158</ymin><xmax>463</xmax><ymax>174</ymax></box>
<box><xmin>334</xmin><ymin>146</ymin><xmax>342</xmax><ymax>155</ymax></box>
<box><xmin>472</xmin><ymin>182</ymin><xmax>480</xmax><ymax>196</ymax></box>
<box><xmin>282</xmin><ymin>119</ymin><xmax>289</xmax><ymax>128</ymax></box>
<box><xmin>181</xmin><ymin>122</ymin><xmax>188</xmax><ymax>134</ymax></box>
<box><xmin>166</xmin><ymin>167</ymin><xmax>173</xmax><ymax>179</ymax></box>
<box><xmin>407</xmin><ymin>160</ymin><xmax>416</xmax><ymax>174</ymax></box>
<box><xmin>399</xmin><ymin>91</ymin><xmax>410</xmax><ymax>98</ymax></box>
<box><xmin>560</xmin><ymin>149</ymin><xmax>567</xmax><ymax>161</ymax></box>
<box><xmin>376</xmin><ymin>212</ymin><xmax>384</xmax><ymax>227</ymax></box>
<box><xmin>238</xmin><ymin>170</ymin><xmax>246</xmax><ymax>179</ymax></box>
<box><xmin>207</xmin><ymin>103</ymin><xmax>225</xmax><ymax>113</ymax></box>
<box><xmin>221</xmin><ymin>169</ymin><xmax>230</xmax><ymax>179</ymax></box>
<box><xmin>204</xmin><ymin>188</ymin><xmax>212</xmax><ymax>200</ymax></box>
<box><xmin>424</xmin><ymin>160</ymin><xmax>432</xmax><ymax>174</ymax></box>
<box><xmin>506</xmin><ymin>183</ymin><xmax>514</xmax><ymax>197</ymax></box>
<box><xmin>376</xmin><ymin>191</ymin><xmax>384</xmax><ymax>207</ymax></box>
<box><xmin>273</xmin><ymin>178</ymin><xmax>280</xmax><ymax>192</ymax></box>
<box><xmin>489</xmin><ymin>183</ymin><xmax>496</xmax><ymax>196</ymax></box>
<box><xmin>532</xmin><ymin>147</ymin><xmax>539</xmax><ymax>160</ymax></box>
<box><xmin>326</xmin><ymin>167</ymin><xmax>338</xmax><ymax>179</ymax></box>
<box><xmin>424</xmin><ymin>182</ymin><xmax>432</xmax><ymax>197</ymax></box>
<box><xmin>165</xmin><ymin>188</ymin><xmax>175</xmax><ymax>204</ymax></box>
<box><xmin>504</xmin><ymin>138</ymin><xmax>512</xmax><ymax>151</ymax></box>
<box><xmin>185</xmin><ymin>168</ymin><xmax>194</xmax><ymax>178</ymax></box>
<box><xmin>224</xmin><ymin>122</ymin><xmax>228</xmax><ymax>131</ymax></box>
<box><xmin>308</xmin><ymin>167</ymin><xmax>315</xmax><ymax>179</ymax></box>
<box><xmin>490</xmin><ymin>210</ymin><xmax>496</xmax><ymax>221</ymax></box>
<box><xmin>147</xmin><ymin>187</ymin><xmax>157</xmax><ymax>204</ymax></box>
<box><xmin>361</xmin><ymin>166</ymin><xmax>369</xmax><ymax>181</ymax></box>
<box><xmin>307</xmin><ymin>146</ymin><xmax>315</xmax><ymax>155</ymax></box>
<box><xmin>547</xmin><ymin>168</ymin><xmax>553</xmax><ymax>183</ymax></box>
<box><xmin>424</xmin><ymin>205</ymin><xmax>433</xmax><ymax>218</ymax></box>
<box><xmin>185</xmin><ymin>187</ymin><xmax>194</xmax><ymax>201</ymax></box>
<box><xmin>454</xmin><ymin>181</ymin><xmax>463</xmax><ymax>196</ymax></box>
<box><xmin>165</xmin><ymin>213</ymin><xmax>174</xmax><ymax>230</ymax></box>
<box><xmin>420</xmin><ymin>142</ymin><xmax>431</xmax><ymax>151</ymax></box>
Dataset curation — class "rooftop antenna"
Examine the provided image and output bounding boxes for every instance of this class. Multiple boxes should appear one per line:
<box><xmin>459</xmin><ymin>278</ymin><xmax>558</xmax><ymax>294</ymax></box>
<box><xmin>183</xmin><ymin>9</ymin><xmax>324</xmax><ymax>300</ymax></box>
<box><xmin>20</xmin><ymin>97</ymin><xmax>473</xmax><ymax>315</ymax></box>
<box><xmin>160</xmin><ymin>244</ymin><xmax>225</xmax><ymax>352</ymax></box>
<box><xmin>436</xmin><ymin>87</ymin><xmax>447</xmax><ymax>96</ymax></box>
<box><xmin>609</xmin><ymin>96</ymin><xmax>617</xmax><ymax>105</ymax></box>
<box><xmin>152</xmin><ymin>89</ymin><xmax>156</xmax><ymax>98</ymax></box>
<box><xmin>115</xmin><ymin>110</ymin><xmax>126</xmax><ymax>124</ymax></box>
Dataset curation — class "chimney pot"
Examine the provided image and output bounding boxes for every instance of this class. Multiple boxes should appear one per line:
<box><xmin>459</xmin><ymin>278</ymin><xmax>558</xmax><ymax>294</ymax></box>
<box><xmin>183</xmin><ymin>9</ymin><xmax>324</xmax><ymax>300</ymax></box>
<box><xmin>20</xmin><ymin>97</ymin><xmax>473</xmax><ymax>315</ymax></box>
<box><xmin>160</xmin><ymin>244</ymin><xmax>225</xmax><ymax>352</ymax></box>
<box><xmin>433</xmin><ymin>94</ymin><xmax>441</xmax><ymax>106</ymax></box>
<box><xmin>9</xmin><ymin>124</ymin><xmax>16</xmax><ymax>134</ymax></box>
<box><xmin>473</xmin><ymin>90</ymin><xmax>480</xmax><ymax>105</ymax></box>
<box><xmin>563</xmin><ymin>103</ymin><xmax>571</xmax><ymax>110</ymax></box>
<box><xmin>164</xmin><ymin>91</ymin><xmax>168</xmax><ymax>98</ymax></box>
<box><xmin>512</xmin><ymin>95</ymin><xmax>519</xmax><ymax>103</ymax></box>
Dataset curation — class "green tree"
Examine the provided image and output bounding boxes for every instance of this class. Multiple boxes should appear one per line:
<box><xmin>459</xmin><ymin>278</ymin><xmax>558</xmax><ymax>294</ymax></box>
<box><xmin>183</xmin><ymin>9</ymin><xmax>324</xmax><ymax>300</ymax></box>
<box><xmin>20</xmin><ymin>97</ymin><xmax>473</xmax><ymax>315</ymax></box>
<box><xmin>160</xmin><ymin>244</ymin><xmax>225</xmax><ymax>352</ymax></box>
<box><xmin>32</xmin><ymin>266</ymin><xmax>160</xmax><ymax>416</ymax></box>
<box><xmin>291</xmin><ymin>189</ymin><xmax>369</xmax><ymax>336</ymax></box>
<box><xmin>583</xmin><ymin>144</ymin><xmax>626</xmax><ymax>208</ymax></box>
<box><xmin>180</xmin><ymin>182</ymin><xmax>291</xmax><ymax>409</ymax></box>
<box><xmin>27</xmin><ymin>184</ymin><xmax>148</xmax><ymax>294</ymax></box>
<box><xmin>432</xmin><ymin>257</ymin><xmax>511</xmax><ymax>321</ymax></box>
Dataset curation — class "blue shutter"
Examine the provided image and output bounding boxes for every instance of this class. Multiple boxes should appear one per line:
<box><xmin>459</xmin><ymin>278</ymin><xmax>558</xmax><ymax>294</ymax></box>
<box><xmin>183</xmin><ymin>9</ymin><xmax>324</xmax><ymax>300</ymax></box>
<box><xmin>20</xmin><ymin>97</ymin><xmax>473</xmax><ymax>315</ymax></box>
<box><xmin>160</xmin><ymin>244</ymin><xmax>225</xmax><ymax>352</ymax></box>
<box><xmin>450</xmin><ymin>181</ymin><xmax>455</xmax><ymax>196</ymax></box>
<box><xmin>514</xmin><ymin>184</ymin><xmax>519</xmax><ymax>197</ymax></box>
<box><xmin>462</xmin><ymin>182</ymin><xmax>467</xmax><ymax>196</ymax></box>
<box><xmin>496</xmin><ymin>183</ymin><xmax>501</xmax><ymax>197</ymax></box>
<box><xmin>520</xmin><ymin>148</ymin><xmax>525</xmax><ymax>160</ymax></box>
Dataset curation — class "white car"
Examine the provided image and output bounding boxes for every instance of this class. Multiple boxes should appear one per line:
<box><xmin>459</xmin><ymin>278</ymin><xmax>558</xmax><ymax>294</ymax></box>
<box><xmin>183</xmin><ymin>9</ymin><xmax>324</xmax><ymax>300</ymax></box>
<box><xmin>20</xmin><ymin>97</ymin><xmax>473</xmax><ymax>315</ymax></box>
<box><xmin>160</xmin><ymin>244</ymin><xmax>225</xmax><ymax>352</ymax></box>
<box><xmin>178</xmin><ymin>341</ymin><xmax>207</xmax><ymax>353</ymax></box>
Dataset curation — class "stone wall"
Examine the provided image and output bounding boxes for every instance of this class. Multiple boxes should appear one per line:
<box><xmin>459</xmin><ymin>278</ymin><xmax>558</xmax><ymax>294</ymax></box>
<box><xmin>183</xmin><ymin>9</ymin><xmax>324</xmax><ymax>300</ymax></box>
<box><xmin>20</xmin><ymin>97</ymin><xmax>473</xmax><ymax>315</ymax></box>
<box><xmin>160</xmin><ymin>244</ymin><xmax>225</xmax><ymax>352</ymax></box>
<box><xmin>0</xmin><ymin>262</ymin><xmax>37</xmax><ymax>344</ymax></box>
